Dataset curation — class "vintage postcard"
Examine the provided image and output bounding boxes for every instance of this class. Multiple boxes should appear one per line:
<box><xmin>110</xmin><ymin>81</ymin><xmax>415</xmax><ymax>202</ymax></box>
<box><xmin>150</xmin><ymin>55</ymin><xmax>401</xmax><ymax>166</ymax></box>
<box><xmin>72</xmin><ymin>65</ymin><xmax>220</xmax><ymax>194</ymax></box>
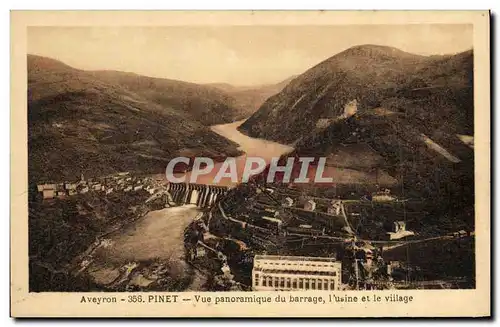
<box><xmin>11</xmin><ymin>10</ymin><xmax>490</xmax><ymax>318</ymax></box>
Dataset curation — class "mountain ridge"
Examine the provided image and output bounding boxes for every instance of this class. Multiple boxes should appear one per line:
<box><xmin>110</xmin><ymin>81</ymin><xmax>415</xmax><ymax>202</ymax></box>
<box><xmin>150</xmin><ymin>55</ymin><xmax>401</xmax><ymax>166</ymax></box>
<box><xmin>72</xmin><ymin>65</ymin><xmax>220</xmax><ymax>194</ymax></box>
<box><xmin>28</xmin><ymin>54</ymin><xmax>243</xmax><ymax>183</ymax></box>
<box><xmin>238</xmin><ymin>45</ymin><xmax>473</xmax><ymax>144</ymax></box>
<box><xmin>237</xmin><ymin>45</ymin><xmax>474</xmax><ymax>230</ymax></box>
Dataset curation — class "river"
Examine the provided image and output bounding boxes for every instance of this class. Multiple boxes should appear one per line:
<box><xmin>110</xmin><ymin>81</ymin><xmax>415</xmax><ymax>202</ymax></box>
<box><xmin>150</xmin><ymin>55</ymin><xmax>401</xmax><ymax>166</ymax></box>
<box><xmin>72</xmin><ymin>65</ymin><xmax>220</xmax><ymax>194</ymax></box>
<box><xmin>84</xmin><ymin>119</ymin><xmax>293</xmax><ymax>290</ymax></box>
<box><xmin>182</xmin><ymin>120</ymin><xmax>396</xmax><ymax>187</ymax></box>
<box><xmin>178</xmin><ymin>119</ymin><xmax>294</xmax><ymax>186</ymax></box>
<box><xmin>211</xmin><ymin>120</ymin><xmax>294</xmax><ymax>158</ymax></box>
<box><xmin>87</xmin><ymin>205</ymin><xmax>208</xmax><ymax>291</ymax></box>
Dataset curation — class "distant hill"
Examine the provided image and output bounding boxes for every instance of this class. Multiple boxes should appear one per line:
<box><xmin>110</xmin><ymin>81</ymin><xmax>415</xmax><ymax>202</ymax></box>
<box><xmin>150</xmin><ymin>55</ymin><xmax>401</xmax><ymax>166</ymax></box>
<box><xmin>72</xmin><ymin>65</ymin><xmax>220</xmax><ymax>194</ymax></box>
<box><xmin>88</xmin><ymin>70</ymin><xmax>244</xmax><ymax>126</ymax></box>
<box><xmin>206</xmin><ymin>83</ymin><xmax>244</xmax><ymax>93</ymax></box>
<box><xmin>208</xmin><ymin>76</ymin><xmax>297</xmax><ymax>118</ymax></box>
<box><xmin>28</xmin><ymin>55</ymin><xmax>243</xmax><ymax>182</ymax></box>
<box><xmin>239</xmin><ymin>45</ymin><xmax>473</xmax><ymax>143</ymax></box>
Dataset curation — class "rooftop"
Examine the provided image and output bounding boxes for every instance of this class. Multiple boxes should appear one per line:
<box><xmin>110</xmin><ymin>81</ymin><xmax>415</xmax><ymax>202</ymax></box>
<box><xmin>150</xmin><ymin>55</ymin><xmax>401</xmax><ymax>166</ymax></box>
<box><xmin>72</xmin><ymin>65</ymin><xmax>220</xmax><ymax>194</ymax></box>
<box><xmin>254</xmin><ymin>255</ymin><xmax>336</xmax><ymax>262</ymax></box>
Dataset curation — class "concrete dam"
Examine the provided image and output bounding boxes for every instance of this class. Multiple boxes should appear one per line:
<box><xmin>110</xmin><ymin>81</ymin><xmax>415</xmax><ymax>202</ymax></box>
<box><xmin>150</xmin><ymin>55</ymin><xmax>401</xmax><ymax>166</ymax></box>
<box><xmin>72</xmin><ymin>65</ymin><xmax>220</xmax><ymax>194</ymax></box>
<box><xmin>166</xmin><ymin>182</ymin><xmax>229</xmax><ymax>208</ymax></box>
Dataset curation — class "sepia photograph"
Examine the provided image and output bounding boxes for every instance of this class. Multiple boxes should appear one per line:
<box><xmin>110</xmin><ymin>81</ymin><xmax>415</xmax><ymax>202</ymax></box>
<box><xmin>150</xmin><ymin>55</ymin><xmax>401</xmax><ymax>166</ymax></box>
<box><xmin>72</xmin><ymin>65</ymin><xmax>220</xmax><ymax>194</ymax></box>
<box><xmin>10</xmin><ymin>10</ymin><xmax>490</xmax><ymax>318</ymax></box>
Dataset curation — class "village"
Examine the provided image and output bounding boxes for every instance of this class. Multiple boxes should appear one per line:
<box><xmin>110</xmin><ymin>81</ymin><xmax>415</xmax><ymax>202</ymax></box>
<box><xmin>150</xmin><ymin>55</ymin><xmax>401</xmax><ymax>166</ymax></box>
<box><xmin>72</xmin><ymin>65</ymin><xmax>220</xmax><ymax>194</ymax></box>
<box><xmin>35</xmin><ymin>172</ymin><xmax>167</xmax><ymax>200</ymax></box>
<box><xmin>184</xmin><ymin>183</ymin><xmax>416</xmax><ymax>291</ymax></box>
<box><xmin>32</xmin><ymin>170</ymin><xmax>474</xmax><ymax>292</ymax></box>
<box><xmin>182</xmin><ymin>181</ymin><xmax>475</xmax><ymax>291</ymax></box>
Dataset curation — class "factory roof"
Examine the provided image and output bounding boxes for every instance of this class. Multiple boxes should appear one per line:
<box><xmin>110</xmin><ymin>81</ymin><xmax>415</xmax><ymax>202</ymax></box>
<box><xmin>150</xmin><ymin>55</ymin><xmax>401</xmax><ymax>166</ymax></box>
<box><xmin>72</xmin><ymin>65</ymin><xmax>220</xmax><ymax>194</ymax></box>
<box><xmin>254</xmin><ymin>255</ymin><xmax>337</xmax><ymax>262</ymax></box>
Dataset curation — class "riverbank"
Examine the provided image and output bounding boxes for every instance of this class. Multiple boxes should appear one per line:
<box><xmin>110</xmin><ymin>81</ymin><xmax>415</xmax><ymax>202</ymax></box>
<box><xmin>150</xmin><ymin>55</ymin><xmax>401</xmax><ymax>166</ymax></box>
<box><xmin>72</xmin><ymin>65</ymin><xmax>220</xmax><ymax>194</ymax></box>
<box><xmin>177</xmin><ymin>120</ymin><xmax>294</xmax><ymax>187</ymax></box>
<box><xmin>82</xmin><ymin>205</ymin><xmax>208</xmax><ymax>291</ymax></box>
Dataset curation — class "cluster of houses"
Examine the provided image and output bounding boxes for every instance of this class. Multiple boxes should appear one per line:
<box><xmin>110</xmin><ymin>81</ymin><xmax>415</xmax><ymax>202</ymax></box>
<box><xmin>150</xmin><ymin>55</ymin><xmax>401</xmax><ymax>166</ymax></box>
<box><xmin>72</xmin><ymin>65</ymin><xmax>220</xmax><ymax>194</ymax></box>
<box><xmin>386</xmin><ymin>221</ymin><xmax>415</xmax><ymax>240</ymax></box>
<box><xmin>362</xmin><ymin>189</ymin><xmax>397</xmax><ymax>202</ymax></box>
<box><xmin>237</xmin><ymin>191</ymin><xmax>348</xmax><ymax>237</ymax></box>
<box><xmin>281</xmin><ymin>190</ymin><xmax>396</xmax><ymax>215</ymax></box>
<box><xmin>451</xmin><ymin>230</ymin><xmax>474</xmax><ymax>238</ymax></box>
<box><xmin>36</xmin><ymin>172</ymin><xmax>165</xmax><ymax>200</ymax></box>
<box><xmin>37</xmin><ymin>182</ymin><xmax>78</xmax><ymax>199</ymax></box>
<box><xmin>283</xmin><ymin>197</ymin><xmax>342</xmax><ymax>216</ymax></box>
<box><xmin>258</xmin><ymin>186</ymin><xmax>394</xmax><ymax>215</ymax></box>
<box><xmin>257</xmin><ymin>188</ymin><xmax>414</xmax><ymax>241</ymax></box>
<box><xmin>280</xmin><ymin>196</ymin><xmax>318</xmax><ymax>212</ymax></box>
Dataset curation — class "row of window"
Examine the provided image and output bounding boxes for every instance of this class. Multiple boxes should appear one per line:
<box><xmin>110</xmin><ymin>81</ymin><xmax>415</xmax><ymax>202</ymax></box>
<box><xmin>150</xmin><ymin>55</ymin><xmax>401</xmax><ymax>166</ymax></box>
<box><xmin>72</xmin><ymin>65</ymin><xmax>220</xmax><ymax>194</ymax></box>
<box><xmin>254</xmin><ymin>274</ymin><xmax>337</xmax><ymax>290</ymax></box>
<box><xmin>257</xmin><ymin>261</ymin><xmax>337</xmax><ymax>268</ymax></box>
<box><xmin>256</xmin><ymin>270</ymin><xmax>337</xmax><ymax>277</ymax></box>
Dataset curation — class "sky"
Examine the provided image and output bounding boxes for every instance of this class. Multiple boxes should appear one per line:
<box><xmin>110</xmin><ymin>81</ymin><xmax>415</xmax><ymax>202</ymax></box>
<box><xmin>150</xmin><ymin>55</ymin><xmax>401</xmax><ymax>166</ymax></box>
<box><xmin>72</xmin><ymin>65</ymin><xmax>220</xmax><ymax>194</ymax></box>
<box><xmin>28</xmin><ymin>25</ymin><xmax>473</xmax><ymax>86</ymax></box>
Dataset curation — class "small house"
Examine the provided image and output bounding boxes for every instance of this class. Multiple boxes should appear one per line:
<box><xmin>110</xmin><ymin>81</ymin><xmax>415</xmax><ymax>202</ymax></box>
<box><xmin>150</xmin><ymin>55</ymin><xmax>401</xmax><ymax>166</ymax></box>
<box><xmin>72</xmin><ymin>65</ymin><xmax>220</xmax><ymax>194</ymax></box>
<box><xmin>393</xmin><ymin>221</ymin><xmax>406</xmax><ymax>233</ymax></box>
<box><xmin>37</xmin><ymin>183</ymin><xmax>57</xmax><ymax>192</ymax></box>
<box><xmin>386</xmin><ymin>261</ymin><xmax>400</xmax><ymax>276</ymax></box>
<box><xmin>282</xmin><ymin>197</ymin><xmax>294</xmax><ymax>207</ymax></box>
<box><xmin>372</xmin><ymin>189</ymin><xmax>396</xmax><ymax>202</ymax></box>
<box><xmin>341</xmin><ymin>99</ymin><xmax>358</xmax><ymax>118</ymax></box>
<box><xmin>327</xmin><ymin>200</ymin><xmax>342</xmax><ymax>215</ymax></box>
<box><xmin>387</xmin><ymin>221</ymin><xmax>414</xmax><ymax>240</ymax></box>
<box><xmin>42</xmin><ymin>189</ymin><xmax>55</xmax><ymax>199</ymax></box>
<box><xmin>304</xmin><ymin>200</ymin><xmax>316</xmax><ymax>211</ymax></box>
<box><xmin>65</xmin><ymin>183</ymin><xmax>77</xmax><ymax>190</ymax></box>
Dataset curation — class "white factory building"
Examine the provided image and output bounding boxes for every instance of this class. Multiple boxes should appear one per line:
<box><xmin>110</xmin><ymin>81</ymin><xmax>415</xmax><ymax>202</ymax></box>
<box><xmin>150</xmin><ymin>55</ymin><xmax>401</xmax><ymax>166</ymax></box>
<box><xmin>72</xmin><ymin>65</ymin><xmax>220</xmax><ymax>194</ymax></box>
<box><xmin>252</xmin><ymin>255</ymin><xmax>342</xmax><ymax>291</ymax></box>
